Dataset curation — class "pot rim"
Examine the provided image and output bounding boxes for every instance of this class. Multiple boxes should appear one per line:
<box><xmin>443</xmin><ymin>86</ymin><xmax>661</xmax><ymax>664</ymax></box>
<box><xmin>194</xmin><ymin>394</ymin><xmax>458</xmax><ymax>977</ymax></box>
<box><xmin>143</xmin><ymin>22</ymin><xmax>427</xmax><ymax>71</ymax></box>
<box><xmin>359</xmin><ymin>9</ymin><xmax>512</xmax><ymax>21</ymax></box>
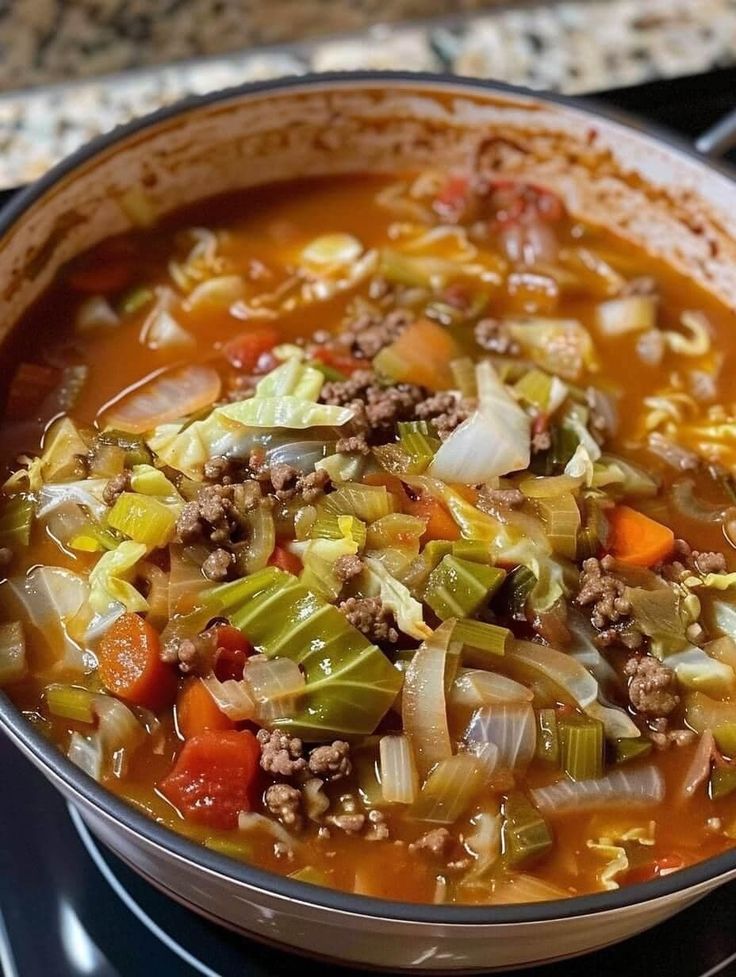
<box><xmin>2</xmin><ymin>69</ymin><xmax>735</xmax><ymax>928</ymax></box>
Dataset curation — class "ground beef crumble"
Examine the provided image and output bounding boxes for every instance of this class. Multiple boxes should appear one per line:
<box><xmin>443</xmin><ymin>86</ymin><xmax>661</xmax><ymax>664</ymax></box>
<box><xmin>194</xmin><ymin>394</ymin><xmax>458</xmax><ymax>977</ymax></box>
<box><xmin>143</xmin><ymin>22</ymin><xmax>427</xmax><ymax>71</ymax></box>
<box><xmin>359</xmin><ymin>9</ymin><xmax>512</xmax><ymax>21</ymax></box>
<box><xmin>308</xmin><ymin>741</ymin><xmax>352</xmax><ymax>781</ymax></box>
<box><xmin>175</xmin><ymin>482</ymin><xmax>263</xmax><ymax>546</ymax></box>
<box><xmin>334</xmin><ymin>554</ymin><xmax>364</xmax><ymax>584</ymax></box>
<box><xmin>415</xmin><ymin>392</ymin><xmax>476</xmax><ymax>440</ymax></box>
<box><xmin>338</xmin><ymin>596</ymin><xmax>399</xmax><ymax>644</ymax></box>
<box><xmin>103</xmin><ymin>470</ymin><xmax>132</xmax><ymax>505</ymax></box>
<box><xmin>321</xmin><ymin>369</ymin><xmax>426</xmax><ymax>439</ymax></box>
<box><xmin>474</xmin><ymin>317</ymin><xmax>520</xmax><ymax>355</ymax></box>
<box><xmin>264</xmin><ymin>783</ymin><xmax>303</xmax><ymax>828</ymax></box>
<box><xmin>409</xmin><ymin>828</ymin><xmax>452</xmax><ymax>856</ymax></box>
<box><xmin>648</xmin><ymin>717</ymin><xmax>697</xmax><ymax>750</ymax></box>
<box><xmin>201</xmin><ymin>547</ymin><xmax>234</xmax><ymax>581</ymax></box>
<box><xmin>576</xmin><ymin>556</ymin><xmax>632</xmax><ymax>630</ymax></box>
<box><xmin>624</xmin><ymin>655</ymin><xmax>679</xmax><ymax>717</ymax></box>
<box><xmin>336</xmin><ymin>307</ymin><xmax>411</xmax><ymax>359</ymax></box>
<box><xmin>257</xmin><ymin>729</ymin><xmax>307</xmax><ymax>778</ymax></box>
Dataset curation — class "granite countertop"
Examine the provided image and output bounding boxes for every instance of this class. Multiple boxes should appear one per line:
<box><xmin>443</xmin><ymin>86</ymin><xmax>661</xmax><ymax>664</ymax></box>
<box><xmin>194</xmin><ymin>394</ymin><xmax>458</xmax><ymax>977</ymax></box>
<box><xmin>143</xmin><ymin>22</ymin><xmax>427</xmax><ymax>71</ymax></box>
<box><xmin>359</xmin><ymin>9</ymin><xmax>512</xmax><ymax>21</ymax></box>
<box><xmin>0</xmin><ymin>0</ymin><xmax>735</xmax><ymax>189</ymax></box>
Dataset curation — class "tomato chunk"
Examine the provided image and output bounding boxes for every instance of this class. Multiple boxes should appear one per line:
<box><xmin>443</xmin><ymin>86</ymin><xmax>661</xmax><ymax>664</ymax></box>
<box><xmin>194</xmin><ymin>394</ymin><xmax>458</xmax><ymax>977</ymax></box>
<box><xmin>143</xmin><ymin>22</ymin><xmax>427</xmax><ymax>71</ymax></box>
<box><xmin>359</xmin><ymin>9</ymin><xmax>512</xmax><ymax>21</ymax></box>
<box><xmin>223</xmin><ymin>327</ymin><xmax>280</xmax><ymax>371</ymax></box>
<box><xmin>267</xmin><ymin>545</ymin><xmax>303</xmax><ymax>577</ymax></box>
<box><xmin>97</xmin><ymin>613</ymin><xmax>177</xmax><ymax>711</ymax></box>
<box><xmin>211</xmin><ymin>624</ymin><xmax>254</xmax><ymax>682</ymax></box>
<box><xmin>160</xmin><ymin>730</ymin><xmax>261</xmax><ymax>829</ymax></box>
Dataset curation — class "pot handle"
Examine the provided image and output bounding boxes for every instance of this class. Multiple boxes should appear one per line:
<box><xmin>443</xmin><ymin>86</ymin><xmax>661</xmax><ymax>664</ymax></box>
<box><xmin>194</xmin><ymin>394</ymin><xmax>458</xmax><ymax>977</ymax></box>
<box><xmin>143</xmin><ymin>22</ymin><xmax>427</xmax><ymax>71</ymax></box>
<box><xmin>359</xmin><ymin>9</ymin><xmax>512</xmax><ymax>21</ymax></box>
<box><xmin>695</xmin><ymin>108</ymin><xmax>736</xmax><ymax>159</ymax></box>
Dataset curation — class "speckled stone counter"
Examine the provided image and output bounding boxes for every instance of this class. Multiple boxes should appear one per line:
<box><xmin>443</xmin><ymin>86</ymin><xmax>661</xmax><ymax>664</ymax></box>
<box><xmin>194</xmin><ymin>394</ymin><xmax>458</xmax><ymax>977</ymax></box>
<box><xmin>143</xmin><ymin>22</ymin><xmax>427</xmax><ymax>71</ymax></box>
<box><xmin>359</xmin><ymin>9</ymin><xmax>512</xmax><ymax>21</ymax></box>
<box><xmin>0</xmin><ymin>0</ymin><xmax>735</xmax><ymax>188</ymax></box>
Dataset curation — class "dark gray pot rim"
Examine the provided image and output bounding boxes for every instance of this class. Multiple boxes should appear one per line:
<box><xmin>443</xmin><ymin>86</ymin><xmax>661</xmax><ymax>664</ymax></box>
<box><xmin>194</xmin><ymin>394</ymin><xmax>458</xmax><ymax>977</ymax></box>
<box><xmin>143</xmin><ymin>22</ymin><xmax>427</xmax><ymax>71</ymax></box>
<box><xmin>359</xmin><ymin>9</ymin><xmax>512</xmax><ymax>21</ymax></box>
<box><xmin>1</xmin><ymin>69</ymin><xmax>734</xmax><ymax>928</ymax></box>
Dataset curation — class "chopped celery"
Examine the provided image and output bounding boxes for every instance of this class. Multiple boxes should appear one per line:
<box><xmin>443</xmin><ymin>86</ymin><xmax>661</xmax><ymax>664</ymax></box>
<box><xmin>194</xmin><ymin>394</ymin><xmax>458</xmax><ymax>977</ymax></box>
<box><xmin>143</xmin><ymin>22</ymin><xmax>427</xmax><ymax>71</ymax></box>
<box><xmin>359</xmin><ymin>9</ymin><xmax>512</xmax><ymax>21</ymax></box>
<box><xmin>202</xmin><ymin>567</ymin><xmax>402</xmax><ymax>738</ymax></box>
<box><xmin>288</xmin><ymin>866</ymin><xmax>331</xmax><ymax>886</ymax></box>
<box><xmin>559</xmin><ymin>714</ymin><xmax>604</xmax><ymax>781</ymax></box>
<box><xmin>536</xmin><ymin>709</ymin><xmax>560</xmax><ymax>764</ymax></box>
<box><xmin>397</xmin><ymin>421</ymin><xmax>440</xmax><ymax>473</ymax></box>
<box><xmin>118</xmin><ymin>286</ymin><xmax>154</xmax><ymax>316</ymax></box>
<box><xmin>502</xmin><ymin>792</ymin><xmax>554</xmax><ymax>867</ymax></box>
<box><xmin>365</xmin><ymin>513</ymin><xmax>425</xmax><ymax>552</ymax></box>
<box><xmin>107</xmin><ymin>492</ymin><xmax>176</xmax><ymax>549</ymax></box>
<box><xmin>453</xmin><ymin>619</ymin><xmax>509</xmax><ymax>665</ymax></box>
<box><xmin>709</xmin><ymin>767</ymin><xmax>736</xmax><ymax>800</ymax></box>
<box><xmin>534</xmin><ymin>492</ymin><xmax>581</xmax><ymax>561</ymax></box>
<box><xmin>311</xmin><ymin>510</ymin><xmax>367</xmax><ymax>549</ymax></box>
<box><xmin>503</xmin><ymin>566</ymin><xmax>538</xmax><ymax>622</ymax></box>
<box><xmin>577</xmin><ymin>498</ymin><xmax>608</xmax><ymax>560</ymax></box>
<box><xmin>0</xmin><ymin>621</ymin><xmax>26</xmax><ymax>685</ymax></box>
<box><xmin>514</xmin><ymin>369</ymin><xmax>553</xmax><ymax>411</ymax></box>
<box><xmin>95</xmin><ymin>430</ymin><xmax>153</xmax><ymax>468</ymax></box>
<box><xmin>322</xmin><ymin>483</ymin><xmax>398</xmax><ymax>522</ymax></box>
<box><xmin>714</xmin><ymin>723</ymin><xmax>736</xmax><ymax>757</ymax></box>
<box><xmin>423</xmin><ymin>555</ymin><xmax>506</xmax><ymax>621</ymax></box>
<box><xmin>612</xmin><ymin>737</ymin><xmax>653</xmax><ymax>765</ymax></box>
<box><xmin>411</xmin><ymin>754</ymin><xmax>484</xmax><ymax>823</ymax></box>
<box><xmin>46</xmin><ymin>684</ymin><xmax>96</xmax><ymax>723</ymax></box>
<box><xmin>452</xmin><ymin>539</ymin><xmax>492</xmax><ymax>563</ymax></box>
<box><xmin>204</xmin><ymin>836</ymin><xmax>255</xmax><ymax>859</ymax></box>
<box><xmin>379</xmin><ymin>248</ymin><xmax>434</xmax><ymax>287</ymax></box>
<box><xmin>0</xmin><ymin>495</ymin><xmax>33</xmax><ymax>550</ymax></box>
<box><xmin>70</xmin><ymin>522</ymin><xmax>121</xmax><ymax>553</ymax></box>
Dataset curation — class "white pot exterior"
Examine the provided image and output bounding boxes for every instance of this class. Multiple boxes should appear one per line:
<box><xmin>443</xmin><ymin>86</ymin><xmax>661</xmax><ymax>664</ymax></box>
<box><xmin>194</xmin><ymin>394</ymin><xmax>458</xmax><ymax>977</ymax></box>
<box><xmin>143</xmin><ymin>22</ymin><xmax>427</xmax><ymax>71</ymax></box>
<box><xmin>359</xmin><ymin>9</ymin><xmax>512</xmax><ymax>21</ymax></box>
<box><xmin>2</xmin><ymin>73</ymin><xmax>736</xmax><ymax>971</ymax></box>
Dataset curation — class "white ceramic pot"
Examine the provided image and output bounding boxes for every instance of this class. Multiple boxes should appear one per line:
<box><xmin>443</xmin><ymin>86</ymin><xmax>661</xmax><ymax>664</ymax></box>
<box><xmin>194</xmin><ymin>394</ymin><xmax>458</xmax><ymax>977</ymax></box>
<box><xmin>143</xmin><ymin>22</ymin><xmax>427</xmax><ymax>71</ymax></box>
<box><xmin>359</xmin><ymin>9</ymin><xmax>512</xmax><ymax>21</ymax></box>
<box><xmin>2</xmin><ymin>73</ymin><xmax>736</xmax><ymax>972</ymax></box>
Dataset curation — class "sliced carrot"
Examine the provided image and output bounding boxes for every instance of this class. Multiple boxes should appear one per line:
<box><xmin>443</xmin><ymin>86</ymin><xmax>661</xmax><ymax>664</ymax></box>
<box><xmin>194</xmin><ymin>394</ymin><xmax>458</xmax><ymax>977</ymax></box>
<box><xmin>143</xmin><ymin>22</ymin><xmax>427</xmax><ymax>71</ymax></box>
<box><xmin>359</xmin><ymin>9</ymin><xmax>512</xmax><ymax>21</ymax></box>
<box><xmin>97</xmin><ymin>613</ymin><xmax>177</xmax><ymax>711</ymax></box>
<box><xmin>404</xmin><ymin>495</ymin><xmax>460</xmax><ymax>543</ymax></box>
<box><xmin>606</xmin><ymin>505</ymin><xmax>675</xmax><ymax>568</ymax></box>
<box><xmin>373</xmin><ymin>318</ymin><xmax>460</xmax><ymax>391</ymax></box>
<box><xmin>362</xmin><ymin>471</ymin><xmax>405</xmax><ymax>496</ymax></box>
<box><xmin>159</xmin><ymin>729</ymin><xmax>261</xmax><ymax>829</ymax></box>
<box><xmin>223</xmin><ymin>326</ymin><xmax>281</xmax><ymax>371</ymax></box>
<box><xmin>177</xmin><ymin>678</ymin><xmax>235</xmax><ymax>739</ymax></box>
<box><xmin>268</xmin><ymin>545</ymin><xmax>303</xmax><ymax>577</ymax></box>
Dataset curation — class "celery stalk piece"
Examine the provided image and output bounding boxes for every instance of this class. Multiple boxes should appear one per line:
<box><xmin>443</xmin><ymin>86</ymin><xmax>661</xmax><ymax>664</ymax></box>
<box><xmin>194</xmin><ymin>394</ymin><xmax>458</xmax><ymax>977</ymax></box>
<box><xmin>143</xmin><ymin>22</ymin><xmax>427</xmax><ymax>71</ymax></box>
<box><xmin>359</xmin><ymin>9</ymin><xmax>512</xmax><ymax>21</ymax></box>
<box><xmin>204</xmin><ymin>836</ymin><xmax>255</xmax><ymax>859</ymax></box>
<box><xmin>452</xmin><ymin>619</ymin><xmax>509</xmax><ymax>665</ymax></box>
<box><xmin>0</xmin><ymin>621</ymin><xmax>26</xmax><ymax>685</ymax></box>
<box><xmin>203</xmin><ymin>567</ymin><xmax>402</xmax><ymax>739</ymax></box>
<box><xmin>423</xmin><ymin>555</ymin><xmax>506</xmax><ymax>621</ymax></box>
<box><xmin>514</xmin><ymin>369</ymin><xmax>554</xmax><ymax>411</ymax></box>
<box><xmin>311</xmin><ymin>510</ymin><xmax>367</xmax><ymax>549</ymax></box>
<box><xmin>397</xmin><ymin>421</ymin><xmax>440</xmax><ymax>473</ymax></box>
<box><xmin>502</xmin><ymin>792</ymin><xmax>554</xmax><ymax>867</ymax></box>
<box><xmin>452</xmin><ymin>539</ymin><xmax>492</xmax><ymax>563</ymax></box>
<box><xmin>107</xmin><ymin>492</ymin><xmax>176</xmax><ymax>549</ymax></box>
<box><xmin>612</xmin><ymin>737</ymin><xmax>653</xmax><ymax>765</ymax></box>
<box><xmin>0</xmin><ymin>495</ymin><xmax>33</xmax><ymax>550</ymax></box>
<box><xmin>322</xmin><ymin>483</ymin><xmax>398</xmax><ymax>522</ymax></box>
<box><xmin>559</xmin><ymin>714</ymin><xmax>604</xmax><ymax>781</ymax></box>
<box><xmin>536</xmin><ymin>708</ymin><xmax>560</xmax><ymax>764</ymax></box>
<box><xmin>534</xmin><ymin>492</ymin><xmax>581</xmax><ymax>561</ymax></box>
<box><xmin>46</xmin><ymin>683</ymin><xmax>96</xmax><ymax>723</ymax></box>
<box><xmin>709</xmin><ymin>766</ymin><xmax>736</xmax><ymax>800</ymax></box>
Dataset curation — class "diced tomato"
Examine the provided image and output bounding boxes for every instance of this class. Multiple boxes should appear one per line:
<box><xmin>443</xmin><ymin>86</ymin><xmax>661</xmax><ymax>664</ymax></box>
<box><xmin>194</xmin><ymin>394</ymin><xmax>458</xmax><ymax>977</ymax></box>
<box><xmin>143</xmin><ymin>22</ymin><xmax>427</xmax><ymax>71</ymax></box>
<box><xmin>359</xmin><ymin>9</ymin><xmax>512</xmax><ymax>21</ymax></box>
<box><xmin>625</xmin><ymin>854</ymin><xmax>686</xmax><ymax>886</ymax></box>
<box><xmin>223</xmin><ymin>326</ymin><xmax>281</xmax><ymax>371</ymax></box>
<box><xmin>310</xmin><ymin>345</ymin><xmax>364</xmax><ymax>376</ymax></box>
<box><xmin>488</xmin><ymin>181</ymin><xmax>565</xmax><ymax>226</ymax></box>
<box><xmin>159</xmin><ymin>730</ymin><xmax>261</xmax><ymax>829</ymax></box>
<box><xmin>434</xmin><ymin>175</ymin><xmax>471</xmax><ymax>221</ymax></box>
<box><xmin>268</xmin><ymin>545</ymin><xmax>303</xmax><ymax>577</ymax></box>
<box><xmin>211</xmin><ymin>624</ymin><xmax>253</xmax><ymax>682</ymax></box>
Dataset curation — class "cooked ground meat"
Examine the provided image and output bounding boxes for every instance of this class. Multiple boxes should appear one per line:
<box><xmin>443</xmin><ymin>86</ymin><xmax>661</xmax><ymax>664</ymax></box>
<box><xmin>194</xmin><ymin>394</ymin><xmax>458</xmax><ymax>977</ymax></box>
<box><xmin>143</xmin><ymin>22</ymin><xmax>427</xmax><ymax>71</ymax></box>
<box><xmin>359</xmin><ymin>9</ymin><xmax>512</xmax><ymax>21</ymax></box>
<box><xmin>175</xmin><ymin>483</ymin><xmax>262</xmax><ymax>545</ymax></box>
<box><xmin>531</xmin><ymin>430</ymin><xmax>553</xmax><ymax>453</ymax></box>
<box><xmin>408</xmin><ymin>827</ymin><xmax>451</xmax><ymax>856</ymax></box>
<box><xmin>103</xmin><ymin>470</ymin><xmax>132</xmax><ymax>505</ymax></box>
<box><xmin>661</xmin><ymin>540</ymin><xmax>728</xmax><ymax>583</ymax></box>
<box><xmin>335</xmin><ymin>433</ymin><xmax>371</xmax><ymax>455</ymax></box>
<box><xmin>596</xmin><ymin>626</ymin><xmax>643</xmax><ymax>650</ymax></box>
<box><xmin>160</xmin><ymin>636</ymin><xmax>202</xmax><ymax>675</ymax></box>
<box><xmin>201</xmin><ymin>547</ymin><xmax>234</xmax><ymax>581</ymax></box>
<box><xmin>474</xmin><ymin>317</ymin><xmax>520</xmax><ymax>355</ymax></box>
<box><xmin>415</xmin><ymin>392</ymin><xmax>475</xmax><ymax>440</ymax></box>
<box><xmin>203</xmin><ymin>455</ymin><xmax>248</xmax><ymax>484</ymax></box>
<box><xmin>264</xmin><ymin>783</ymin><xmax>302</xmax><ymax>828</ymax></box>
<box><xmin>308</xmin><ymin>741</ymin><xmax>352</xmax><ymax>781</ymax></box>
<box><xmin>576</xmin><ymin>556</ymin><xmax>632</xmax><ymax>630</ymax></box>
<box><xmin>321</xmin><ymin>369</ymin><xmax>376</xmax><ymax>407</ymax></box>
<box><xmin>624</xmin><ymin>655</ymin><xmax>679</xmax><ymax>717</ymax></box>
<box><xmin>477</xmin><ymin>486</ymin><xmax>526</xmax><ymax>510</ymax></box>
<box><xmin>257</xmin><ymin>729</ymin><xmax>307</xmax><ymax>778</ymax></box>
<box><xmin>649</xmin><ymin>717</ymin><xmax>697</xmax><ymax>750</ymax></box>
<box><xmin>690</xmin><ymin>550</ymin><xmax>728</xmax><ymax>575</ymax></box>
<box><xmin>336</xmin><ymin>308</ymin><xmax>411</xmax><ymax>360</ymax></box>
<box><xmin>338</xmin><ymin>596</ymin><xmax>399</xmax><ymax>644</ymax></box>
<box><xmin>334</xmin><ymin>554</ymin><xmax>364</xmax><ymax>584</ymax></box>
<box><xmin>330</xmin><ymin>813</ymin><xmax>366</xmax><ymax>834</ymax></box>
<box><xmin>247</xmin><ymin>455</ymin><xmax>331</xmax><ymax>503</ymax></box>
<box><xmin>321</xmin><ymin>369</ymin><xmax>426</xmax><ymax>439</ymax></box>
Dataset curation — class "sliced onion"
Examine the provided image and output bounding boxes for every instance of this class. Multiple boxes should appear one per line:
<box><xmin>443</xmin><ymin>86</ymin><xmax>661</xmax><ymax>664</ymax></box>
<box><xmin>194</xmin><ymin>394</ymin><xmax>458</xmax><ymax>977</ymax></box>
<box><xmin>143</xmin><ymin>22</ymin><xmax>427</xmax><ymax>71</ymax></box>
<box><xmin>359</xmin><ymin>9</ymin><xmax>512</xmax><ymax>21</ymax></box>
<box><xmin>202</xmin><ymin>674</ymin><xmax>255</xmax><ymax>721</ymax></box>
<box><xmin>411</xmin><ymin>754</ymin><xmax>485</xmax><ymax>824</ymax></box>
<box><xmin>531</xmin><ymin>767</ymin><xmax>665</xmax><ymax>815</ymax></box>
<box><xmin>266</xmin><ymin>439</ymin><xmax>335</xmax><ymax>473</ymax></box>
<box><xmin>238</xmin><ymin>811</ymin><xmax>301</xmax><ymax>852</ymax></box>
<box><xmin>507</xmin><ymin>639</ymin><xmax>598</xmax><ymax>709</ymax></box>
<box><xmin>379</xmin><ymin>734</ymin><xmax>419</xmax><ymax>805</ymax></box>
<box><xmin>37</xmin><ymin>479</ymin><xmax>110</xmax><ymax>522</ymax></box>
<box><xmin>430</xmin><ymin>360</ymin><xmax>530</xmax><ymax>484</ymax></box>
<box><xmin>168</xmin><ymin>544</ymin><xmax>213</xmax><ymax>616</ymax></box>
<box><xmin>68</xmin><ymin>732</ymin><xmax>103</xmax><ymax>781</ymax></box>
<box><xmin>450</xmin><ymin>669</ymin><xmax>533</xmax><ymax>708</ymax></box>
<box><xmin>140</xmin><ymin>309</ymin><xmax>195</xmax><ymax>350</ymax></box>
<box><xmin>94</xmin><ymin>694</ymin><xmax>146</xmax><ymax>777</ymax></box>
<box><xmin>681</xmin><ymin>730</ymin><xmax>716</xmax><ymax>800</ymax></box>
<box><xmin>402</xmin><ymin>620</ymin><xmax>457</xmax><ymax>777</ymax></box>
<box><xmin>246</xmin><ymin>657</ymin><xmax>304</xmax><ymax>704</ymax></box>
<box><xmin>0</xmin><ymin>621</ymin><xmax>26</xmax><ymax>685</ymax></box>
<box><xmin>102</xmin><ymin>364</ymin><xmax>221</xmax><ymax>434</ymax></box>
<box><xmin>7</xmin><ymin>567</ymin><xmax>90</xmax><ymax>672</ymax></box>
<box><xmin>489</xmin><ymin>874</ymin><xmax>571</xmax><ymax>904</ymax></box>
<box><xmin>464</xmin><ymin>702</ymin><xmax>536</xmax><ymax>770</ymax></box>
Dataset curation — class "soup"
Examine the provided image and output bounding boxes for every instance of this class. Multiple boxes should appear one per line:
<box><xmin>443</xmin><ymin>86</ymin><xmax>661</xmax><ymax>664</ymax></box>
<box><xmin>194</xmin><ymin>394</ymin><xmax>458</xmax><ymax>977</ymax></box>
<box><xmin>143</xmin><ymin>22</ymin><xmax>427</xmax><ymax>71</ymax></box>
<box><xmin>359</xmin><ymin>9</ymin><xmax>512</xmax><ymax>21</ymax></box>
<box><xmin>2</xmin><ymin>170</ymin><xmax>736</xmax><ymax>906</ymax></box>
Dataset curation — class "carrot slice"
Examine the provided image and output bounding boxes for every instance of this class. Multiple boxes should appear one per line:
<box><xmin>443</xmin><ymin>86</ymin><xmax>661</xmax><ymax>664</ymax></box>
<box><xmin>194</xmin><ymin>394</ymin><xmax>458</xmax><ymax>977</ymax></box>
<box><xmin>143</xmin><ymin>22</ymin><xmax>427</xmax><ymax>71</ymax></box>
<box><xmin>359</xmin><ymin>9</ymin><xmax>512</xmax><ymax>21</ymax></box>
<box><xmin>223</xmin><ymin>327</ymin><xmax>281</xmax><ymax>371</ymax></box>
<box><xmin>268</xmin><ymin>545</ymin><xmax>303</xmax><ymax>577</ymax></box>
<box><xmin>373</xmin><ymin>318</ymin><xmax>460</xmax><ymax>391</ymax></box>
<box><xmin>606</xmin><ymin>505</ymin><xmax>675</xmax><ymax>568</ymax></box>
<box><xmin>177</xmin><ymin>678</ymin><xmax>235</xmax><ymax>739</ymax></box>
<box><xmin>404</xmin><ymin>495</ymin><xmax>460</xmax><ymax>543</ymax></box>
<box><xmin>159</xmin><ymin>729</ymin><xmax>261</xmax><ymax>828</ymax></box>
<box><xmin>97</xmin><ymin>613</ymin><xmax>177</xmax><ymax>711</ymax></box>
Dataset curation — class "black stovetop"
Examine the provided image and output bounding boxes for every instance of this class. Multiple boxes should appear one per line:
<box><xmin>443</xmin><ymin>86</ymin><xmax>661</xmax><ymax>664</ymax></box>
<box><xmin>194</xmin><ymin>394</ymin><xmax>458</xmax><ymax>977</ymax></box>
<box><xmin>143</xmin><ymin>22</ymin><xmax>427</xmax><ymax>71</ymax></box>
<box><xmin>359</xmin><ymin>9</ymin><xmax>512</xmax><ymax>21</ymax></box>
<box><xmin>3</xmin><ymin>66</ymin><xmax>736</xmax><ymax>977</ymax></box>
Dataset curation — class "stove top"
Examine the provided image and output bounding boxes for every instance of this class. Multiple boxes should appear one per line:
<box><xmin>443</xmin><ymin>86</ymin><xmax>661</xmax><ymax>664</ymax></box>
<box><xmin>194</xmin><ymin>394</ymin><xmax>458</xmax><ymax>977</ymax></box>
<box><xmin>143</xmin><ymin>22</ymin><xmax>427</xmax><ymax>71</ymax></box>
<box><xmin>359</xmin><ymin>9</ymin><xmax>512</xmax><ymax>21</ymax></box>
<box><xmin>3</xmin><ymin>68</ymin><xmax>736</xmax><ymax>977</ymax></box>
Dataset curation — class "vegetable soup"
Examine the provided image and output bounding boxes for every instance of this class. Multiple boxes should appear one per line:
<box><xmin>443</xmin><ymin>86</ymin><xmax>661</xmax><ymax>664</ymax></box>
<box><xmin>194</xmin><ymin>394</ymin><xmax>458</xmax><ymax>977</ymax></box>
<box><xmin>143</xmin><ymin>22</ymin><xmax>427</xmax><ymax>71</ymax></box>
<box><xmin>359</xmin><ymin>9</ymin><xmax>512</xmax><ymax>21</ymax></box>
<box><xmin>3</xmin><ymin>170</ymin><xmax>736</xmax><ymax>905</ymax></box>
